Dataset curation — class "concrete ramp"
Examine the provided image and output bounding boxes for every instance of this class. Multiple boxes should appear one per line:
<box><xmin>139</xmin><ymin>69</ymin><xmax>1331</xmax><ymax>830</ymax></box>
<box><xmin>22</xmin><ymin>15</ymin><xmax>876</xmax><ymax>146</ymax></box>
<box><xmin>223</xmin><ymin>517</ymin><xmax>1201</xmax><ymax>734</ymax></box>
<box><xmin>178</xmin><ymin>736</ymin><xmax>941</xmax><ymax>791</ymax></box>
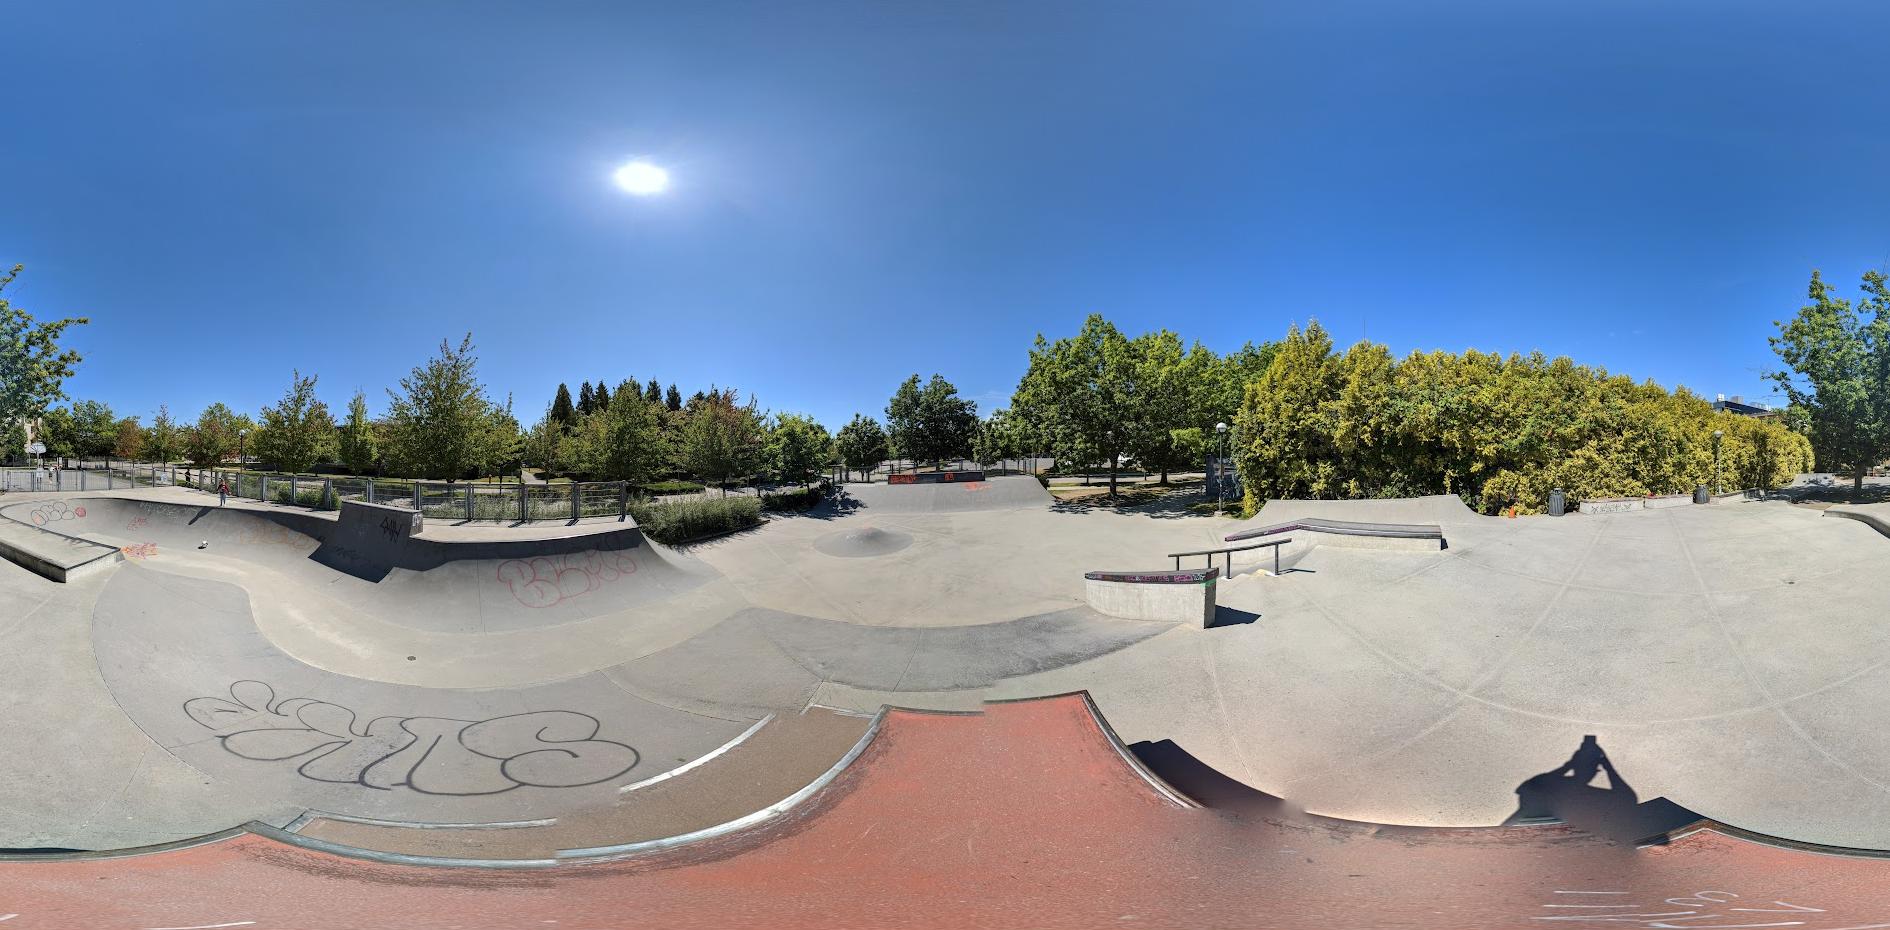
<box><xmin>9</xmin><ymin>694</ymin><xmax>1890</xmax><ymax>928</ymax></box>
<box><xmin>838</xmin><ymin>474</ymin><xmax>1051</xmax><ymax>513</ymax></box>
<box><xmin>1</xmin><ymin>496</ymin><xmax>713</xmax><ymax>632</ymax></box>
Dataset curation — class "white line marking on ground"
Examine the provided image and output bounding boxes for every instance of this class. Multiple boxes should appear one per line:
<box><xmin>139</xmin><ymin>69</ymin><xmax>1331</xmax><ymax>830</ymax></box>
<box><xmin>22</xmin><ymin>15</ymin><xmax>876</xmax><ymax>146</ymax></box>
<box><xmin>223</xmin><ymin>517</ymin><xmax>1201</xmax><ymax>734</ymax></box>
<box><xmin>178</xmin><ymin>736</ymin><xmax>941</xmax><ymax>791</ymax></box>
<box><xmin>142</xmin><ymin>921</ymin><xmax>257</xmax><ymax>930</ymax></box>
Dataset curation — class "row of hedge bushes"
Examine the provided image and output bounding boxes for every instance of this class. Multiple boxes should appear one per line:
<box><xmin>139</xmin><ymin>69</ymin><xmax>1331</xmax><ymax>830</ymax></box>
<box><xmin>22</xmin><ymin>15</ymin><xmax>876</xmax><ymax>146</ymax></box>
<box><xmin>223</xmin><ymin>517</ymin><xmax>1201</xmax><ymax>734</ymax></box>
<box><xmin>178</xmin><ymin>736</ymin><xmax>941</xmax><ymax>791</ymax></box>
<box><xmin>629</xmin><ymin>496</ymin><xmax>763</xmax><ymax>545</ymax></box>
<box><xmin>760</xmin><ymin>485</ymin><xmax>825</xmax><ymax>512</ymax></box>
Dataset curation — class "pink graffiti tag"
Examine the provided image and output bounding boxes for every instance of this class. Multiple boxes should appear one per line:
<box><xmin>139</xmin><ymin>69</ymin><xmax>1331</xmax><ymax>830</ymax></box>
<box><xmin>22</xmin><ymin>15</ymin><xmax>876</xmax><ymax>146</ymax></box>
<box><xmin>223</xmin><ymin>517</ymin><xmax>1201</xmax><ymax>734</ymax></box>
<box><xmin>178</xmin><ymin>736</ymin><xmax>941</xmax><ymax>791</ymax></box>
<box><xmin>126</xmin><ymin>516</ymin><xmax>149</xmax><ymax>530</ymax></box>
<box><xmin>120</xmin><ymin>543</ymin><xmax>158</xmax><ymax>560</ymax></box>
<box><xmin>496</xmin><ymin>550</ymin><xmax>639</xmax><ymax>608</ymax></box>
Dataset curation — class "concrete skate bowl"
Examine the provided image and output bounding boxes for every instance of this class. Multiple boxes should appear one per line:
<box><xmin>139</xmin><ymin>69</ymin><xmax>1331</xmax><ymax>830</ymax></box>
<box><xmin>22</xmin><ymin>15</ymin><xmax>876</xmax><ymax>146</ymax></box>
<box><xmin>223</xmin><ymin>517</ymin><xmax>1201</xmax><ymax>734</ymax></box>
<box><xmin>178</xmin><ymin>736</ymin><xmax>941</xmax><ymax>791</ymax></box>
<box><xmin>837</xmin><ymin>474</ymin><xmax>1051</xmax><ymax>513</ymax></box>
<box><xmin>9</xmin><ymin>694</ymin><xmax>1890</xmax><ymax>929</ymax></box>
<box><xmin>0</xmin><ymin>496</ymin><xmax>715</xmax><ymax>633</ymax></box>
<box><xmin>812</xmin><ymin>524</ymin><xmax>914</xmax><ymax>558</ymax></box>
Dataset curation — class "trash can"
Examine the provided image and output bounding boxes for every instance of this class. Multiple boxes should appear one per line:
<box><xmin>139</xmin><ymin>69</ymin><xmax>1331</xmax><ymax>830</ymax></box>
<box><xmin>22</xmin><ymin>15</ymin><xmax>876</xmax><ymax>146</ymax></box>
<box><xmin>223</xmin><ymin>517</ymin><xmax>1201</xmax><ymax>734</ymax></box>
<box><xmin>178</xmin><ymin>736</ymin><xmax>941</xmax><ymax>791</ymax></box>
<box><xmin>1693</xmin><ymin>484</ymin><xmax>1708</xmax><ymax>504</ymax></box>
<box><xmin>1547</xmin><ymin>488</ymin><xmax>1565</xmax><ymax>517</ymax></box>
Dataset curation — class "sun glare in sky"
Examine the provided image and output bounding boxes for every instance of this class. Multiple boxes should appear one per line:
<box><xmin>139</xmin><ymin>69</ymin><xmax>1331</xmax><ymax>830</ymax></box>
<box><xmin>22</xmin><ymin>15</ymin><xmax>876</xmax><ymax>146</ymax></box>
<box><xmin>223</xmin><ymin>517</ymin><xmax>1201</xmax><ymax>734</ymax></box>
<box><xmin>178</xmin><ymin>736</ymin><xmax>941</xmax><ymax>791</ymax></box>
<box><xmin>612</xmin><ymin>160</ymin><xmax>669</xmax><ymax>196</ymax></box>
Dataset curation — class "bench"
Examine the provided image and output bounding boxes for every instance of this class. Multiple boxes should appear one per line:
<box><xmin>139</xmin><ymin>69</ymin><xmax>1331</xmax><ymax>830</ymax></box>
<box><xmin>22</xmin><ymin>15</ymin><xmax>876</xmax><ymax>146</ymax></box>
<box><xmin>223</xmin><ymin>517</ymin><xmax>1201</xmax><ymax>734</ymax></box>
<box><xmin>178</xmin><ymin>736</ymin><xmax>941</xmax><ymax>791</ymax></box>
<box><xmin>1083</xmin><ymin>567</ymin><xmax>1219</xmax><ymax>627</ymax></box>
<box><xmin>1168</xmin><ymin>538</ymin><xmax>1292</xmax><ymax>577</ymax></box>
<box><xmin>1223</xmin><ymin>517</ymin><xmax>1444</xmax><ymax>553</ymax></box>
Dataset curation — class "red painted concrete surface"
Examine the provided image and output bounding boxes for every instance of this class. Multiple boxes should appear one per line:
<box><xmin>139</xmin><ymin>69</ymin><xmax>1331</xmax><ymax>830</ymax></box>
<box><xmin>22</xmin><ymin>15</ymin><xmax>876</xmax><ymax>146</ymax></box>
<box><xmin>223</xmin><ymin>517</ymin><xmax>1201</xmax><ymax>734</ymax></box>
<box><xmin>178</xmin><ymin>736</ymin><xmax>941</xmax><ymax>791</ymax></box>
<box><xmin>5</xmin><ymin>694</ymin><xmax>1890</xmax><ymax>929</ymax></box>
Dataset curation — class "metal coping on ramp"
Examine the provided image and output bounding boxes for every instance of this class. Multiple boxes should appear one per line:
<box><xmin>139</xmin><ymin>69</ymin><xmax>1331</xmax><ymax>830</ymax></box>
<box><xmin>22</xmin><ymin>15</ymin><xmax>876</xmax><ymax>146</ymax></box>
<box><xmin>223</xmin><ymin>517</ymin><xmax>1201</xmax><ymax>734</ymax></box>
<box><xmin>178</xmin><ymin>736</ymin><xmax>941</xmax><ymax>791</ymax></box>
<box><xmin>1224</xmin><ymin>516</ymin><xmax>1443</xmax><ymax>543</ymax></box>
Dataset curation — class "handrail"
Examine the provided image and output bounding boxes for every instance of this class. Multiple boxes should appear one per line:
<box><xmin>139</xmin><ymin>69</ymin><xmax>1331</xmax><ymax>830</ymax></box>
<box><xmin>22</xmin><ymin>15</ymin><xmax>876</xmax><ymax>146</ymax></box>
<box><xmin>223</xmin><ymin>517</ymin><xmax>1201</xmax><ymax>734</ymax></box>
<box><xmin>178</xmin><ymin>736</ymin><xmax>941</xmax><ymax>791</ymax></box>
<box><xmin>1167</xmin><ymin>537</ymin><xmax>1292</xmax><ymax>576</ymax></box>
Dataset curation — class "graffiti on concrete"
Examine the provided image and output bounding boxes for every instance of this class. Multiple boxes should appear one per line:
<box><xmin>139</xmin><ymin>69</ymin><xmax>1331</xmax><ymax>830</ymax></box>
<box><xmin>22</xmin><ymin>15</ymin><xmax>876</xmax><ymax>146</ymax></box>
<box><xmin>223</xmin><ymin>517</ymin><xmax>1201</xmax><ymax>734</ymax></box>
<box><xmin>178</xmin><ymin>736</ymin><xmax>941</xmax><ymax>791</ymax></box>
<box><xmin>126</xmin><ymin>516</ymin><xmax>149</xmax><ymax>530</ymax></box>
<box><xmin>27</xmin><ymin>501</ymin><xmax>86</xmax><ymax>526</ymax></box>
<box><xmin>496</xmin><ymin>550</ymin><xmax>639</xmax><ymax>608</ymax></box>
<box><xmin>119</xmin><ymin>543</ymin><xmax>158</xmax><ymax>560</ymax></box>
<box><xmin>1531</xmin><ymin>889</ymin><xmax>1874</xmax><ymax>928</ymax></box>
<box><xmin>184</xmin><ymin>680</ymin><xmax>640</xmax><ymax>795</ymax></box>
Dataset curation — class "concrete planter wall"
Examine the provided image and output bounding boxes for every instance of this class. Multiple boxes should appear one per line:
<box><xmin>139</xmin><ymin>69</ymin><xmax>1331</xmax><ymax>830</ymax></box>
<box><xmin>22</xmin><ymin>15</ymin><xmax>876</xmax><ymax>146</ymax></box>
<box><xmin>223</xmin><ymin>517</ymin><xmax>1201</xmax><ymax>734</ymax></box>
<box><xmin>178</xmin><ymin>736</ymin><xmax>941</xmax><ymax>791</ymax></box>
<box><xmin>1083</xmin><ymin>568</ymin><xmax>1218</xmax><ymax>628</ymax></box>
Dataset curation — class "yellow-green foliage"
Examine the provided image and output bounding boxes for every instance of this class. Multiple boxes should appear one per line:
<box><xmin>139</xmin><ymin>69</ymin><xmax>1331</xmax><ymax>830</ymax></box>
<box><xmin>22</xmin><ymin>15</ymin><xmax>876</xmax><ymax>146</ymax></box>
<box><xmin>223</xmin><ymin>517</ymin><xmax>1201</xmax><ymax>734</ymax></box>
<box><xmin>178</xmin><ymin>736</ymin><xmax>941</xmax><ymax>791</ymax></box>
<box><xmin>1234</xmin><ymin>322</ymin><xmax>1813</xmax><ymax>514</ymax></box>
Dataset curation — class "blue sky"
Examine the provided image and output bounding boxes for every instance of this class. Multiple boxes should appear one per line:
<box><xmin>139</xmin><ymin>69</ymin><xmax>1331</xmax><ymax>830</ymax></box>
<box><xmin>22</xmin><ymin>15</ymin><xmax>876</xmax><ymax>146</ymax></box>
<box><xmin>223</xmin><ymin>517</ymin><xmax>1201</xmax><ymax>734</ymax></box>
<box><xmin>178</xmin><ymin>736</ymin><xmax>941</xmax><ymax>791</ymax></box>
<box><xmin>5</xmin><ymin>1</ymin><xmax>1888</xmax><ymax>430</ymax></box>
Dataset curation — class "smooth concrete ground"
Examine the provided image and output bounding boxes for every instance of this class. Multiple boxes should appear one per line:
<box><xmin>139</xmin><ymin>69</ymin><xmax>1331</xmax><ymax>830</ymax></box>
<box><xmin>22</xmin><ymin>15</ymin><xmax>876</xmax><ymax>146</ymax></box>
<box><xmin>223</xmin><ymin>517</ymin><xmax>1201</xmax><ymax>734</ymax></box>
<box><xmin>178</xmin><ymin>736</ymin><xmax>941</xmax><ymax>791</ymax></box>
<box><xmin>3</xmin><ymin>477</ymin><xmax>1889</xmax><ymax>851</ymax></box>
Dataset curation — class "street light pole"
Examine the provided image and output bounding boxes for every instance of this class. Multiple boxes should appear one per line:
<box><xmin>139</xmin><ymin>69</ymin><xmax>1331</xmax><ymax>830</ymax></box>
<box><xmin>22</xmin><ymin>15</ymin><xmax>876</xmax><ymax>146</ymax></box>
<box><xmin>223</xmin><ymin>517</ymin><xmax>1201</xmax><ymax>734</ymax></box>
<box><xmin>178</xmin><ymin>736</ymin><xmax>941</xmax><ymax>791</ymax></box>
<box><xmin>1712</xmin><ymin>429</ymin><xmax>1724</xmax><ymax>496</ymax></box>
<box><xmin>1214</xmin><ymin>421</ymin><xmax>1228</xmax><ymax>512</ymax></box>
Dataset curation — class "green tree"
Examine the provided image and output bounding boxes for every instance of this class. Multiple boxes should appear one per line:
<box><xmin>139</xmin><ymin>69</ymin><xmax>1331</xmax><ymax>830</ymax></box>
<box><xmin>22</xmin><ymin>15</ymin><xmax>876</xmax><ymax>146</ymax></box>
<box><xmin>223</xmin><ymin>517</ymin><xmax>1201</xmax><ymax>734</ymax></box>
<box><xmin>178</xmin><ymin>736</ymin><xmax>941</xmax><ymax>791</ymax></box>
<box><xmin>550</xmin><ymin>383</ymin><xmax>577</xmax><ymax>432</ymax></box>
<box><xmin>678</xmin><ymin>388</ymin><xmax>765</xmax><ymax>494</ymax></box>
<box><xmin>971</xmin><ymin>407</ymin><xmax>1030</xmax><ymax>469</ymax></box>
<box><xmin>144</xmin><ymin>404</ymin><xmax>183</xmax><ymax>464</ymax></box>
<box><xmin>186</xmin><ymin>403</ymin><xmax>245</xmax><ymax>465</ymax></box>
<box><xmin>67</xmin><ymin>399</ymin><xmax>119</xmax><ymax>457</ymax></box>
<box><xmin>885</xmin><ymin>374</ymin><xmax>978</xmax><ymax>472</ymax></box>
<box><xmin>337</xmin><ymin>391</ymin><xmax>378</xmax><ymax>475</ymax></box>
<box><xmin>767</xmin><ymin>413</ymin><xmax>830</xmax><ymax>483</ymax></box>
<box><xmin>835</xmin><ymin>414</ymin><xmax>889</xmax><ymax>481</ymax></box>
<box><xmin>1232</xmin><ymin>321</ymin><xmax>1343</xmax><ymax>505</ymax></box>
<box><xmin>1</xmin><ymin>419</ymin><xmax>25</xmax><ymax>463</ymax></box>
<box><xmin>566</xmin><ymin>381</ymin><xmax>665</xmax><ymax>482</ymax></box>
<box><xmin>577</xmin><ymin>381</ymin><xmax>595</xmax><ymax>416</ymax></box>
<box><xmin>594</xmin><ymin>380</ymin><xmax>611</xmax><ymax>412</ymax></box>
<box><xmin>0</xmin><ymin>265</ymin><xmax>88</xmax><ymax>439</ymax></box>
<box><xmin>522</xmin><ymin>406</ymin><xmax>566</xmax><ymax>478</ymax></box>
<box><xmin>36</xmin><ymin>406</ymin><xmax>77</xmax><ymax>457</ymax></box>
<box><xmin>645</xmin><ymin>379</ymin><xmax>662</xmax><ymax>406</ymax></box>
<box><xmin>383</xmin><ymin>335</ymin><xmax>503</xmax><ymax>479</ymax></box>
<box><xmin>1011</xmin><ymin>315</ymin><xmax>1139</xmax><ymax>496</ymax></box>
<box><xmin>253</xmin><ymin>370</ymin><xmax>337</xmax><ymax>473</ymax></box>
<box><xmin>665</xmin><ymin>384</ymin><xmax>682</xmax><ymax>412</ymax></box>
<box><xmin>1769</xmin><ymin>269</ymin><xmax>1890</xmax><ymax>499</ymax></box>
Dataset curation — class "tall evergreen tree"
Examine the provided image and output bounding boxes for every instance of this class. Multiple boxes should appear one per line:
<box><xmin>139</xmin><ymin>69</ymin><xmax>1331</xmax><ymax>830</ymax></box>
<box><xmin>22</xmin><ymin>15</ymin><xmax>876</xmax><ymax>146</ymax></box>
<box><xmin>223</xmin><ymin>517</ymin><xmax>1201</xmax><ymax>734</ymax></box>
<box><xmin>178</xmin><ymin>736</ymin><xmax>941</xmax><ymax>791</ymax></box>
<box><xmin>550</xmin><ymin>383</ymin><xmax>576</xmax><ymax>431</ymax></box>
<box><xmin>595</xmin><ymin>380</ymin><xmax>611</xmax><ymax>411</ymax></box>
<box><xmin>666</xmin><ymin>384</ymin><xmax>683</xmax><ymax>412</ymax></box>
<box><xmin>645</xmin><ymin>379</ymin><xmax>662</xmax><ymax>405</ymax></box>
<box><xmin>577</xmin><ymin>381</ymin><xmax>595</xmax><ymax>416</ymax></box>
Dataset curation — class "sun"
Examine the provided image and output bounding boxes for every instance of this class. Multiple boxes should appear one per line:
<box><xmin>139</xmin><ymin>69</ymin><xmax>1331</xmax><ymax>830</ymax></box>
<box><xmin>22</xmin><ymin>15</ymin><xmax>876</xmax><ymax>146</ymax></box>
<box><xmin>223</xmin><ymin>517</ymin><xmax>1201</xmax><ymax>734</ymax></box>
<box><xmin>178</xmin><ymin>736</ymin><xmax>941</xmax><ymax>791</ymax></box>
<box><xmin>612</xmin><ymin>161</ymin><xmax>669</xmax><ymax>196</ymax></box>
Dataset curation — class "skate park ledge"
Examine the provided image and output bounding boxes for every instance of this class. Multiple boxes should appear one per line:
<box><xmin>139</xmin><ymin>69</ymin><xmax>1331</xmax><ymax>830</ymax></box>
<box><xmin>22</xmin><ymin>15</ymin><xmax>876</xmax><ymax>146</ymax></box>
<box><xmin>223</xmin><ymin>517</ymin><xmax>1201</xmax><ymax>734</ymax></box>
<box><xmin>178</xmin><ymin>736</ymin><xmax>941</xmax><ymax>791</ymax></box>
<box><xmin>1083</xmin><ymin>567</ymin><xmax>1218</xmax><ymax>627</ymax></box>
<box><xmin>888</xmin><ymin>470</ymin><xmax>985</xmax><ymax>484</ymax></box>
<box><xmin>1224</xmin><ymin>517</ymin><xmax>1443</xmax><ymax>551</ymax></box>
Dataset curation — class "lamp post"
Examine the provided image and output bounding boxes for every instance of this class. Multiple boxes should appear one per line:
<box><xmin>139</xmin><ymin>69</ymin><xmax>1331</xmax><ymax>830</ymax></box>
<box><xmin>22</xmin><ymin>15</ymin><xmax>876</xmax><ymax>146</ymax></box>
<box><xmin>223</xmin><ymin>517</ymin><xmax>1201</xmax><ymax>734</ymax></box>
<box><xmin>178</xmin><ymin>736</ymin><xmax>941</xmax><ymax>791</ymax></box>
<box><xmin>1214</xmin><ymin>421</ymin><xmax>1228</xmax><ymax>512</ymax></box>
<box><xmin>1712</xmin><ymin>429</ymin><xmax>1724</xmax><ymax>496</ymax></box>
<box><xmin>238</xmin><ymin>429</ymin><xmax>249</xmax><ymax>493</ymax></box>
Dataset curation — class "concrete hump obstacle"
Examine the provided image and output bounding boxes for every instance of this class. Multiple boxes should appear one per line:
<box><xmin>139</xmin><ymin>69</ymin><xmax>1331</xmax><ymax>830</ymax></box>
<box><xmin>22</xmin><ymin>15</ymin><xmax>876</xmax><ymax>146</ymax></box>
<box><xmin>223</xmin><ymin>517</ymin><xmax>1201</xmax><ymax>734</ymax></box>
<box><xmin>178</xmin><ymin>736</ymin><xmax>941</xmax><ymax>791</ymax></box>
<box><xmin>887</xmin><ymin>470</ymin><xmax>985</xmax><ymax>485</ymax></box>
<box><xmin>1083</xmin><ymin>567</ymin><xmax>1218</xmax><ymax>628</ymax></box>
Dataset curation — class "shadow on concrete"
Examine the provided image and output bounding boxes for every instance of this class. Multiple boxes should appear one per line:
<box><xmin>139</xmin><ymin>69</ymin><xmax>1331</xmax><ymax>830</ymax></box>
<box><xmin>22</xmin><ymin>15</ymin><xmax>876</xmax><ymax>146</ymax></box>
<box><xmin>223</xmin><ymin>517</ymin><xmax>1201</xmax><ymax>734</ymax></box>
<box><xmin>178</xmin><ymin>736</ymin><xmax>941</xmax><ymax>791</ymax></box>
<box><xmin>1046</xmin><ymin>484</ymin><xmax>1205</xmax><ymax>520</ymax></box>
<box><xmin>1129</xmin><ymin>739</ymin><xmax>1296</xmax><ymax>820</ymax></box>
<box><xmin>1782</xmin><ymin>475</ymin><xmax>1890</xmax><ymax>505</ymax></box>
<box><xmin>1503</xmin><ymin>735</ymin><xmax>1698</xmax><ymax>843</ymax></box>
<box><xmin>1210</xmin><ymin>606</ymin><xmax>1260</xmax><ymax>628</ymax></box>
